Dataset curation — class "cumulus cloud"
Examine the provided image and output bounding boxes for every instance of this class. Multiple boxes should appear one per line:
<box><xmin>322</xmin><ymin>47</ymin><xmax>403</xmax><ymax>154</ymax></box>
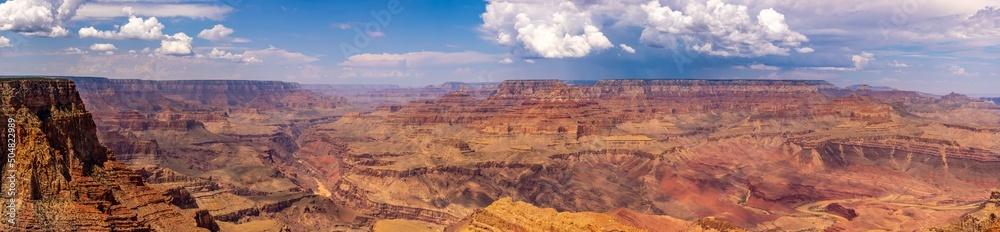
<box><xmin>155</xmin><ymin>32</ymin><xmax>193</xmax><ymax>56</ymax></box>
<box><xmin>480</xmin><ymin>0</ymin><xmax>810</xmax><ymax>58</ymax></box>
<box><xmin>203</xmin><ymin>48</ymin><xmax>262</xmax><ymax>64</ymax></box>
<box><xmin>872</xmin><ymin>5</ymin><xmax>1000</xmax><ymax>44</ymax></box>
<box><xmin>925</xmin><ymin>6</ymin><xmax>1000</xmax><ymax>40</ymax></box>
<box><xmin>197</xmin><ymin>24</ymin><xmax>248</xmax><ymax>43</ymax></box>
<box><xmin>63</xmin><ymin>47</ymin><xmax>85</xmax><ymax>54</ymax></box>
<box><xmin>0</xmin><ymin>36</ymin><xmax>10</xmax><ymax>48</ymax></box>
<box><xmin>852</xmin><ymin>51</ymin><xmax>875</xmax><ymax>70</ymax></box>
<box><xmin>480</xmin><ymin>0</ymin><xmax>614</xmax><ymax>58</ymax></box>
<box><xmin>888</xmin><ymin>60</ymin><xmax>909</xmax><ymax>68</ymax></box>
<box><xmin>949</xmin><ymin>64</ymin><xmax>979</xmax><ymax>77</ymax></box>
<box><xmin>806</xmin><ymin>51</ymin><xmax>899</xmax><ymax>71</ymax></box>
<box><xmin>89</xmin><ymin>43</ymin><xmax>117</xmax><ymax>52</ymax></box>
<box><xmin>90</xmin><ymin>43</ymin><xmax>117</xmax><ymax>55</ymax></box>
<box><xmin>524</xmin><ymin>59</ymin><xmax>536</xmax><ymax>63</ymax></box>
<box><xmin>498</xmin><ymin>58</ymin><xmax>514</xmax><ymax>64</ymax></box>
<box><xmin>0</xmin><ymin>0</ymin><xmax>84</xmax><ymax>37</ymax></box>
<box><xmin>641</xmin><ymin>1</ymin><xmax>810</xmax><ymax>57</ymax></box>
<box><xmin>79</xmin><ymin>15</ymin><xmax>165</xmax><ymax>40</ymax></box>
<box><xmin>619</xmin><ymin>44</ymin><xmax>636</xmax><ymax>53</ymax></box>
<box><xmin>338</xmin><ymin>51</ymin><xmax>500</xmax><ymax>68</ymax></box>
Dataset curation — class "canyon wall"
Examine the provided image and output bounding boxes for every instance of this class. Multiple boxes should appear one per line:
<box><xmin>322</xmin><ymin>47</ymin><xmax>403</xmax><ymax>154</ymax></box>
<box><xmin>323</xmin><ymin>78</ymin><xmax>1000</xmax><ymax>231</ymax></box>
<box><xmin>0</xmin><ymin>78</ymin><xmax>210</xmax><ymax>231</ymax></box>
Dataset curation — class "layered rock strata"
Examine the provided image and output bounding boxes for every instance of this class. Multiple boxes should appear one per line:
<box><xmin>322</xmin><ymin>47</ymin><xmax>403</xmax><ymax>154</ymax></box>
<box><xmin>0</xmin><ymin>78</ymin><xmax>209</xmax><ymax>231</ymax></box>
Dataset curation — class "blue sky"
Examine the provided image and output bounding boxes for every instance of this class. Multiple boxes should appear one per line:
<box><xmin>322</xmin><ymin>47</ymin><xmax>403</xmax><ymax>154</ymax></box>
<box><xmin>0</xmin><ymin>0</ymin><xmax>998</xmax><ymax>95</ymax></box>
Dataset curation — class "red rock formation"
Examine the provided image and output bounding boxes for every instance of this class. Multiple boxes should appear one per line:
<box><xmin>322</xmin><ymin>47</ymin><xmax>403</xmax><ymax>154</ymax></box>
<box><xmin>0</xmin><ymin>78</ymin><xmax>210</xmax><ymax>231</ymax></box>
<box><xmin>320</xmin><ymin>78</ymin><xmax>1000</xmax><ymax>231</ymax></box>
<box><xmin>825</xmin><ymin>203</ymin><xmax>858</xmax><ymax>221</ymax></box>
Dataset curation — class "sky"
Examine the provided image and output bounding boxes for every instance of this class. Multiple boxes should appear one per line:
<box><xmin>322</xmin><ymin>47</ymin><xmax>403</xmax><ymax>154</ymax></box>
<box><xmin>0</xmin><ymin>0</ymin><xmax>998</xmax><ymax>95</ymax></box>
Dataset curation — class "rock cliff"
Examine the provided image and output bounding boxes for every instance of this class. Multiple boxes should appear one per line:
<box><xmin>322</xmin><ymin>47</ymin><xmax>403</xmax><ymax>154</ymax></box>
<box><xmin>0</xmin><ymin>78</ymin><xmax>209</xmax><ymax>231</ymax></box>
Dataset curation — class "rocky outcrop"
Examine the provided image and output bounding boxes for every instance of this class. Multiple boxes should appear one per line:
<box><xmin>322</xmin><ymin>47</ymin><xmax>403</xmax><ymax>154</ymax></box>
<box><xmin>0</xmin><ymin>78</ymin><xmax>211</xmax><ymax>231</ymax></box>
<box><xmin>332</xmin><ymin>179</ymin><xmax>461</xmax><ymax>225</ymax></box>
<box><xmin>825</xmin><ymin>203</ymin><xmax>858</xmax><ymax>221</ymax></box>
<box><xmin>384</xmin><ymin>79</ymin><xmax>839</xmax><ymax>136</ymax></box>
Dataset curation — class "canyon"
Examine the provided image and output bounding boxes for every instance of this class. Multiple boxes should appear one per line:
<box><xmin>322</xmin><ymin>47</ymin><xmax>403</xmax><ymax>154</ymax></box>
<box><xmin>2</xmin><ymin>76</ymin><xmax>999</xmax><ymax>231</ymax></box>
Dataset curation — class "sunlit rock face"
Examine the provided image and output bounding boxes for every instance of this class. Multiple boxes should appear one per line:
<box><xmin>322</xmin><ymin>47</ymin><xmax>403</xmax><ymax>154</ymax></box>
<box><xmin>0</xmin><ymin>78</ymin><xmax>209</xmax><ymax>231</ymax></box>
<box><xmin>320</xmin><ymin>79</ymin><xmax>1000</xmax><ymax>231</ymax></box>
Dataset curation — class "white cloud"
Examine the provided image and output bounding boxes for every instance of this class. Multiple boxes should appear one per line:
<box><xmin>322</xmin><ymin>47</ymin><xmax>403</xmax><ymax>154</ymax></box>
<box><xmin>204</xmin><ymin>48</ymin><xmax>262</xmax><ymax>64</ymax></box>
<box><xmin>197</xmin><ymin>24</ymin><xmax>248</xmax><ymax>43</ymax></box>
<box><xmin>807</xmin><ymin>52</ymin><xmax>901</xmax><ymax>72</ymax></box>
<box><xmin>155</xmin><ymin>32</ymin><xmax>193</xmax><ymax>56</ymax></box>
<box><xmin>0</xmin><ymin>36</ymin><xmax>10</xmax><ymax>48</ymax></box>
<box><xmin>89</xmin><ymin>43</ymin><xmax>117</xmax><ymax>52</ymax></box>
<box><xmin>338</xmin><ymin>51</ymin><xmax>500</xmax><ymax>68</ymax></box>
<box><xmin>63</xmin><ymin>47</ymin><xmax>86</xmax><ymax>54</ymax></box>
<box><xmin>480</xmin><ymin>0</ymin><xmax>614</xmax><ymax>58</ymax></box>
<box><xmin>242</xmin><ymin>56</ymin><xmax>262</xmax><ymax>64</ymax></box>
<box><xmin>498</xmin><ymin>58</ymin><xmax>514</xmax><ymax>64</ymax></box>
<box><xmin>74</xmin><ymin>3</ymin><xmax>233</xmax><ymax>20</ymax></box>
<box><xmin>642</xmin><ymin>1</ymin><xmax>810</xmax><ymax>57</ymax></box>
<box><xmin>888</xmin><ymin>60</ymin><xmax>909</xmax><ymax>68</ymax></box>
<box><xmin>79</xmin><ymin>15</ymin><xmax>165</xmax><ymax>40</ymax></box>
<box><xmin>852</xmin><ymin>51</ymin><xmax>875</xmax><ymax>70</ymax></box>
<box><xmin>0</xmin><ymin>0</ymin><xmax>84</xmax><ymax>37</ymax></box>
<box><xmin>524</xmin><ymin>59</ymin><xmax>535</xmax><ymax>63</ymax></box>
<box><xmin>935</xmin><ymin>6</ymin><xmax>1000</xmax><ymax>39</ymax></box>
<box><xmin>619</xmin><ymin>43</ymin><xmax>635</xmax><ymax>53</ymax></box>
<box><xmin>481</xmin><ymin>0</ymin><xmax>810</xmax><ymax>58</ymax></box>
<box><xmin>948</xmin><ymin>64</ymin><xmax>979</xmax><ymax>77</ymax></box>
